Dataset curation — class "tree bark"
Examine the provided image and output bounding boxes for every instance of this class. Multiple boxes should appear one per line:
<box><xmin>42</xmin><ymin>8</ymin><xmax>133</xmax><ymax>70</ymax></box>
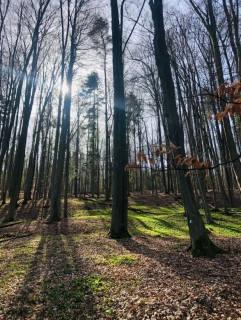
<box><xmin>108</xmin><ymin>0</ymin><xmax>130</xmax><ymax>238</ymax></box>
<box><xmin>149</xmin><ymin>0</ymin><xmax>224</xmax><ymax>257</ymax></box>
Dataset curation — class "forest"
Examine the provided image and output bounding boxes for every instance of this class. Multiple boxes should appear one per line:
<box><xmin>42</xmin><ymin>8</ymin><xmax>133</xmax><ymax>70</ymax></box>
<box><xmin>0</xmin><ymin>0</ymin><xmax>241</xmax><ymax>319</ymax></box>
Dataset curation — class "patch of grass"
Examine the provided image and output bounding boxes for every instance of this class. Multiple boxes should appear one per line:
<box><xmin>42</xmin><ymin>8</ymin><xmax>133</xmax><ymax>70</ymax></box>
<box><xmin>127</xmin><ymin>206</ymin><xmax>241</xmax><ymax>238</ymax></box>
<box><xmin>204</xmin><ymin>211</ymin><xmax>241</xmax><ymax>237</ymax></box>
<box><xmin>68</xmin><ymin>198</ymin><xmax>112</xmax><ymax>218</ymax></box>
<box><xmin>42</xmin><ymin>274</ymin><xmax>114</xmax><ymax>319</ymax></box>
<box><xmin>72</xmin><ymin>210</ymin><xmax>111</xmax><ymax>219</ymax></box>
<box><xmin>104</xmin><ymin>254</ymin><xmax>136</xmax><ymax>266</ymax></box>
<box><xmin>68</xmin><ymin>198</ymin><xmax>241</xmax><ymax>238</ymax></box>
<box><xmin>0</xmin><ymin>237</ymin><xmax>41</xmax><ymax>288</ymax></box>
<box><xmin>128</xmin><ymin>208</ymin><xmax>189</xmax><ymax>238</ymax></box>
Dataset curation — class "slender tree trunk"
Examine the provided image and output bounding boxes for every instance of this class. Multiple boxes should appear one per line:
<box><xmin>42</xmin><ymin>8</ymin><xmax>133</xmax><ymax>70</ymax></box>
<box><xmin>104</xmin><ymin>54</ymin><xmax>110</xmax><ymax>201</ymax></box>
<box><xmin>74</xmin><ymin>102</ymin><xmax>80</xmax><ymax>198</ymax></box>
<box><xmin>64</xmin><ymin>134</ymin><xmax>70</xmax><ymax>218</ymax></box>
<box><xmin>4</xmin><ymin>32</ymin><xmax>41</xmax><ymax>222</ymax></box>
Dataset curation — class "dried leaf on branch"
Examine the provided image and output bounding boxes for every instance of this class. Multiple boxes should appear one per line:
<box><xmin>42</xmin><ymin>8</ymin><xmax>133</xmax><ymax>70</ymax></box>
<box><xmin>124</xmin><ymin>163</ymin><xmax>141</xmax><ymax>171</ymax></box>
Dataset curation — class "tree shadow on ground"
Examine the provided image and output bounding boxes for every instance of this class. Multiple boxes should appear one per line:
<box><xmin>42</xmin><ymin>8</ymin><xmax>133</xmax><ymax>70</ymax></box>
<box><xmin>118</xmin><ymin>236</ymin><xmax>239</xmax><ymax>287</ymax></box>
<box><xmin>1</xmin><ymin>222</ymin><xmax>100</xmax><ymax>320</ymax></box>
<box><xmin>128</xmin><ymin>215</ymin><xmax>188</xmax><ymax>237</ymax></box>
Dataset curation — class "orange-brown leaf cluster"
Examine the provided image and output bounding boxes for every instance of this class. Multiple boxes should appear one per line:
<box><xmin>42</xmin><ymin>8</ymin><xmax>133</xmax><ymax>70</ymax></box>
<box><xmin>214</xmin><ymin>82</ymin><xmax>241</xmax><ymax>120</ymax></box>
<box><xmin>213</xmin><ymin>82</ymin><xmax>241</xmax><ymax>100</ymax></box>
<box><xmin>155</xmin><ymin>149</ymin><xmax>167</xmax><ymax>156</ymax></box>
<box><xmin>124</xmin><ymin>163</ymin><xmax>141</xmax><ymax>171</ymax></box>
<box><xmin>126</xmin><ymin>143</ymin><xmax>212</xmax><ymax>171</ymax></box>
<box><xmin>137</xmin><ymin>152</ymin><xmax>147</xmax><ymax>163</ymax></box>
<box><xmin>216</xmin><ymin>98</ymin><xmax>241</xmax><ymax>121</ymax></box>
<box><xmin>181</xmin><ymin>156</ymin><xmax>212</xmax><ymax>170</ymax></box>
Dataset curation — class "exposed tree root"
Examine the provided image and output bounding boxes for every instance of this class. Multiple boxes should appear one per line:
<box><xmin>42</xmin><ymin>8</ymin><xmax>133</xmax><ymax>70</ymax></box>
<box><xmin>188</xmin><ymin>236</ymin><xmax>226</xmax><ymax>258</ymax></box>
<box><xmin>107</xmin><ymin>229</ymin><xmax>132</xmax><ymax>239</ymax></box>
<box><xmin>2</xmin><ymin>216</ymin><xmax>15</xmax><ymax>224</ymax></box>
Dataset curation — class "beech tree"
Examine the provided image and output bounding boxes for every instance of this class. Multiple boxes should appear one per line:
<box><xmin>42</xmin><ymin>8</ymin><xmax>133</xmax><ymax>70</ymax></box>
<box><xmin>149</xmin><ymin>0</ymin><xmax>224</xmax><ymax>257</ymax></box>
<box><xmin>108</xmin><ymin>0</ymin><xmax>129</xmax><ymax>238</ymax></box>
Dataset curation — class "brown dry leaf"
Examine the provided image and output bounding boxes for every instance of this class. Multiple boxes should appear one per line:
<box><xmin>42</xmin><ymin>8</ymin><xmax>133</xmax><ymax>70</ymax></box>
<box><xmin>185</xmin><ymin>171</ymin><xmax>190</xmax><ymax>177</ymax></box>
<box><xmin>224</xmin><ymin>86</ymin><xmax>231</xmax><ymax>95</ymax></box>
<box><xmin>207</xmin><ymin>112</ymin><xmax>213</xmax><ymax>120</ymax></box>
<box><xmin>142</xmin><ymin>154</ymin><xmax>147</xmax><ymax>163</ymax></box>
<box><xmin>234</xmin><ymin>86</ymin><xmax>241</xmax><ymax>96</ymax></box>
<box><xmin>125</xmin><ymin>163</ymin><xmax>141</xmax><ymax>170</ymax></box>
<box><xmin>191</xmin><ymin>157</ymin><xmax>198</xmax><ymax>163</ymax></box>
<box><xmin>234</xmin><ymin>97</ymin><xmax>241</xmax><ymax>104</ymax></box>
<box><xmin>137</xmin><ymin>153</ymin><xmax>142</xmax><ymax>163</ymax></box>
<box><xmin>230</xmin><ymin>89</ymin><xmax>234</xmax><ymax>101</ymax></box>
<box><xmin>182</xmin><ymin>157</ymin><xmax>193</xmax><ymax>167</ymax></box>
<box><xmin>175</xmin><ymin>154</ymin><xmax>182</xmax><ymax>159</ymax></box>
<box><xmin>218</xmin><ymin>83</ymin><xmax>226</xmax><ymax>96</ymax></box>
<box><xmin>175</xmin><ymin>154</ymin><xmax>183</xmax><ymax>166</ymax></box>
<box><xmin>204</xmin><ymin>159</ymin><xmax>212</xmax><ymax>168</ymax></box>
<box><xmin>155</xmin><ymin>150</ymin><xmax>160</xmax><ymax>156</ymax></box>
<box><xmin>170</xmin><ymin>141</ymin><xmax>177</xmax><ymax>149</ymax></box>
<box><xmin>159</xmin><ymin>150</ymin><xmax>167</xmax><ymax>155</ymax></box>
<box><xmin>230</xmin><ymin>81</ymin><xmax>241</xmax><ymax>88</ymax></box>
<box><xmin>215</xmin><ymin>112</ymin><xmax>224</xmax><ymax>121</ymax></box>
<box><xmin>193</xmin><ymin>161</ymin><xmax>202</xmax><ymax>169</ymax></box>
<box><xmin>155</xmin><ymin>150</ymin><xmax>167</xmax><ymax>156</ymax></box>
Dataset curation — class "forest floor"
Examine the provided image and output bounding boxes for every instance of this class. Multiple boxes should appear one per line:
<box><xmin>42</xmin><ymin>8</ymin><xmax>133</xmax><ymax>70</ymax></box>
<box><xmin>0</xmin><ymin>192</ymin><xmax>240</xmax><ymax>320</ymax></box>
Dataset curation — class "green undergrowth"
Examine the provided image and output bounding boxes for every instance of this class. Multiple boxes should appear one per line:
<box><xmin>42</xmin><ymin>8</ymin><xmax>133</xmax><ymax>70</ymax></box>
<box><xmin>68</xmin><ymin>198</ymin><xmax>241</xmax><ymax>238</ymax></box>
<box><xmin>42</xmin><ymin>274</ymin><xmax>115</xmax><ymax>319</ymax></box>
<box><xmin>203</xmin><ymin>210</ymin><xmax>241</xmax><ymax>237</ymax></box>
<box><xmin>128</xmin><ymin>205</ymin><xmax>187</xmax><ymax>237</ymax></box>
<box><xmin>0</xmin><ymin>235</ymin><xmax>119</xmax><ymax>319</ymax></box>
<box><xmin>0</xmin><ymin>199</ymin><xmax>240</xmax><ymax>318</ymax></box>
<box><xmin>103</xmin><ymin>254</ymin><xmax>136</xmax><ymax>266</ymax></box>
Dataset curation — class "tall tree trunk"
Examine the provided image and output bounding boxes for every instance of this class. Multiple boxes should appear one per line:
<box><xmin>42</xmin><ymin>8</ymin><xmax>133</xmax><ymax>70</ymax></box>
<box><xmin>104</xmin><ymin>54</ymin><xmax>110</xmax><ymax>201</ymax></box>
<box><xmin>74</xmin><ymin>101</ymin><xmax>80</xmax><ymax>198</ymax></box>
<box><xmin>149</xmin><ymin>0</ymin><xmax>224</xmax><ymax>257</ymax></box>
<box><xmin>108</xmin><ymin>0</ymin><xmax>130</xmax><ymax>238</ymax></box>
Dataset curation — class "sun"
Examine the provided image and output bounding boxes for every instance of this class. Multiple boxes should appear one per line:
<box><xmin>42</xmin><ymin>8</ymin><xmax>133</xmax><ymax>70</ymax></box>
<box><xmin>61</xmin><ymin>82</ymin><xmax>78</xmax><ymax>96</ymax></box>
<box><xmin>61</xmin><ymin>83</ymin><xmax>69</xmax><ymax>95</ymax></box>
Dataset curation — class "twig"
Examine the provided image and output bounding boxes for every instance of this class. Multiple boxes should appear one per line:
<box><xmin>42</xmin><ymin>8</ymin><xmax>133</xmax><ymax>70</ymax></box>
<box><xmin>0</xmin><ymin>221</ymin><xmax>24</xmax><ymax>228</ymax></box>
<box><xmin>0</xmin><ymin>233</ymin><xmax>35</xmax><ymax>243</ymax></box>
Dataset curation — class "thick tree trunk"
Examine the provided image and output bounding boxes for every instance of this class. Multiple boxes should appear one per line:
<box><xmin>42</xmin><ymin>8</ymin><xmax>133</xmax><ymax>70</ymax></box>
<box><xmin>149</xmin><ymin>0</ymin><xmax>224</xmax><ymax>257</ymax></box>
<box><xmin>108</xmin><ymin>0</ymin><xmax>130</xmax><ymax>238</ymax></box>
